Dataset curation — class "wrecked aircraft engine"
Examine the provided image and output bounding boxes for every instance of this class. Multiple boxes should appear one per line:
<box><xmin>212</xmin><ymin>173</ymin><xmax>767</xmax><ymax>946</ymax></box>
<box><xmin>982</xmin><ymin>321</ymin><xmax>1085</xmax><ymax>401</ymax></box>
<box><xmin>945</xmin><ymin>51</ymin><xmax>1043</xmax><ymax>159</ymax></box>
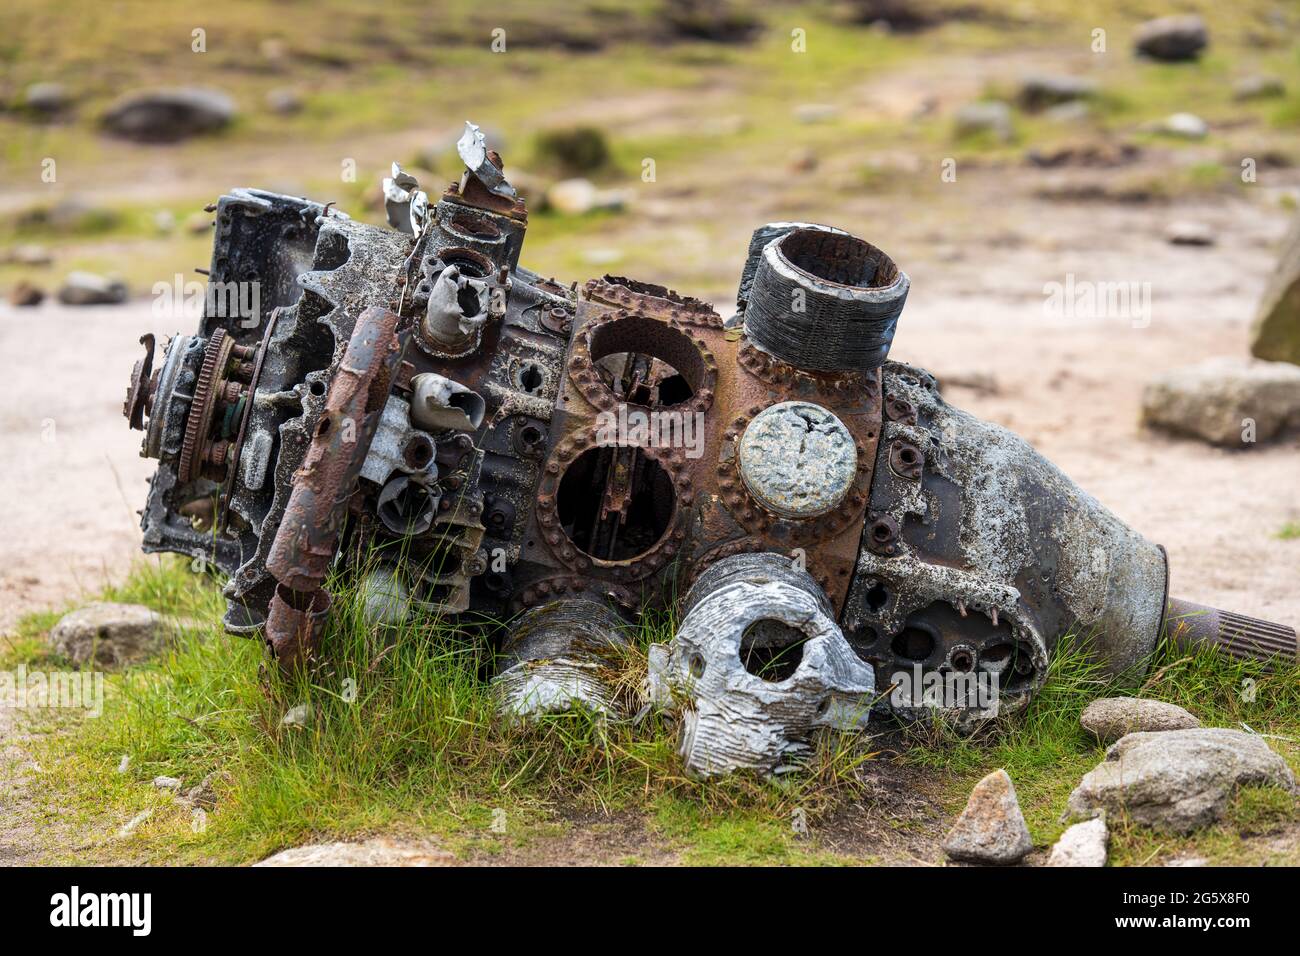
<box><xmin>123</xmin><ymin>123</ymin><xmax>1297</xmax><ymax>777</ymax></box>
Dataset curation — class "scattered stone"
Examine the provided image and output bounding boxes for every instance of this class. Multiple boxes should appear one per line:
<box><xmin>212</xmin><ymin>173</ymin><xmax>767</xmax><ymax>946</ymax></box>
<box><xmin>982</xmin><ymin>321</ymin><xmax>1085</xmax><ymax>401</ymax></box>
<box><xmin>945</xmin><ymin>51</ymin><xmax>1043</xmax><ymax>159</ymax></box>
<box><xmin>8</xmin><ymin>281</ymin><xmax>45</xmax><ymax>307</ymax></box>
<box><xmin>153</xmin><ymin>209</ymin><xmax>176</xmax><ymax>234</ymax></box>
<box><xmin>19</xmin><ymin>198</ymin><xmax>119</xmax><ymax>234</ymax></box>
<box><xmin>544</xmin><ymin>178</ymin><xmax>628</xmax><ymax>216</ymax></box>
<box><xmin>118</xmin><ymin>809</ymin><xmax>153</xmax><ymax>838</ymax></box>
<box><xmin>1141</xmin><ymin>357</ymin><xmax>1300</xmax><ymax>447</ymax></box>
<box><xmin>1067</xmin><ymin>728</ymin><xmax>1296</xmax><ymax>833</ymax></box>
<box><xmin>1017</xmin><ymin>74</ymin><xmax>1097</xmax><ymax>112</ymax></box>
<box><xmin>1047</xmin><ymin>816</ymin><xmax>1108</xmax><ymax>867</ymax></box>
<box><xmin>1081</xmin><ymin>697</ymin><xmax>1201</xmax><ymax>744</ymax></box>
<box><xmin>942</xmin><ymin>769</ymin><xmax>1034</xmax><ymax>864</ymax></box>
<box><xmin>101</xmin><ymin>87</ymin><xmax>236</xmax><ymax>143</ymax></box>
<box><xmin>151</xmin><ymin>775</ymin><xmax>183</xmax><ymax>792</ymax></box>
<box><xmin>179</xmin><ymin>772</ymin><xmax>219</xmax><ymax>811</ymax></box>
<box><xmin>282</xmin><ymin>703</ymin><xmax>312</xmax><ymax>728</ymax></box>
<box><xmin>265</xmin><ymin>87</ymin><xmax>303</xmax><ymax>115</ymax></box>
<box><xmin>844</xmin><ymin>0</ymin><xmax>940</xmax><ymax>32</ymax></box>
<box><xmin>48</xmin><ymin>602</ymin><xmax>168</xmax><ymax>666</ymax></box>
<box><xmin>1165</xmin><ymin>220</ymin><xmax>1215</xmax><ymax>246</ymax></box>
<box><xmin>1134</xmin><ymin>15</ymin><xmax>1208</xmax><ymax>62</ymax></box>
<box><xmin>1153</xmin><ymin>112</ymin><xmax>1208</xmax><ymax>139</ymax></box>
<box><xmin>794</xmin><ymin>103</ymin><xmax>839</xmax><ymax>124</ymax></box>
<box><xmin>117</xmin><ymin>755</ymin><xmax>131</xmax><ymax>774</ymax></box>
<box><xmin>4</xmin><ymin>243</ymin><xmax>53</xmax><ymax>266</ymax></box>
<box><xmin>255</xmin><ymin>836</ymin><xmax>454</xmax><ymax>867</ymax></box>
<box><xmin>1026</xmin><ymin>141</ymin><xmax>1139</xmax><ymax>169</ymax></box>
<box><xmin>1234</xmin><ymin>75</ymin><xmax>1285</xmax><ymax>101</ymax></box>
<box><xmin>954</xmin><ymin>101</ymin><xmax>1013</xmax><ymax>143</ymax></box>
<box><xmin>1251</xmin><ymin>213</ymin><xmax>1300</xmax><ymax>365</ymax></box>
<box><xmin>1042</xmin><ymin>100</ymin><xmax>1091</xmax><ymax>124</ymax></box>
<box><xmin>56</xmin><ymin>271</ymin><xmax>129</xmax><ymax>306</ymax></box>
<box><xmin>24</xmin><ymin>82</ymin><xmax>70</xmax><ymax>115</ymax></box>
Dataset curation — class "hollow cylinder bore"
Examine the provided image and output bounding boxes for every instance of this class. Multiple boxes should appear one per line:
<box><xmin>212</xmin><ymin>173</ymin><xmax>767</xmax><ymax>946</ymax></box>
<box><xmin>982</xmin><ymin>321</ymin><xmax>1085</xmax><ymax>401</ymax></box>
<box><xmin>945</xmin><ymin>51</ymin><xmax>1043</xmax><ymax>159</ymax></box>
<box><xmin>743</xmin><ymin>227</ymin><xmax>908</xmax><ymax>372</ymax></box>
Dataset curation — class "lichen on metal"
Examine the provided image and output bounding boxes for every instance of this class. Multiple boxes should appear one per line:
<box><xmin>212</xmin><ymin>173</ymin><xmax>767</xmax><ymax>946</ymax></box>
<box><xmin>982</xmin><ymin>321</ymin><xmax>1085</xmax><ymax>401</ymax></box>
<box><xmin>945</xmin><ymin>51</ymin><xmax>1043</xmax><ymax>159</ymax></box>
<box><xmin>120</xmin><ymin>122</ymin><xmax>1297</xmax><ymax>778</ymax></box>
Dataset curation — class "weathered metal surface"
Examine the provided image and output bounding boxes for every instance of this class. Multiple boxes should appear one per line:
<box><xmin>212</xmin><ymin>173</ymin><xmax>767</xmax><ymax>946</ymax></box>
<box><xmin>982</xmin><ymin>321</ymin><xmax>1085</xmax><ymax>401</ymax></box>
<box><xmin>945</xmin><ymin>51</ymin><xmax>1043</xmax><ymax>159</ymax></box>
<box><xmin>659</xmin><ymin>552</ymin><xmax>875</xmax><ymax>777</ymax></box>
<box><xmin>737</xmin><ymin>401</ymin><xmax>857</xmax><ymax>519</ymax></box>
<box><xmin>493</xmin><ymin>599</ymin><xmax>630</xmax><ymax>718</ymax></box>
<box><xmin>121</xmin><ymin>123</ymin><xmax>1293</xmax><ymax>771</ymax></box>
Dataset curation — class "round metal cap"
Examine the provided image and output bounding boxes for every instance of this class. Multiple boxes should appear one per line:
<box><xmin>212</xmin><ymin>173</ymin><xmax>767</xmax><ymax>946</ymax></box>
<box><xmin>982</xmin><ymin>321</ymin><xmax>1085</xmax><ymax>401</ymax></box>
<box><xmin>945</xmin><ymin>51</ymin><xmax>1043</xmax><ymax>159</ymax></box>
<box><xmin>738</xmin><ymin>401</ymin><xmax>857</xmax><ymax>519</ymax></box>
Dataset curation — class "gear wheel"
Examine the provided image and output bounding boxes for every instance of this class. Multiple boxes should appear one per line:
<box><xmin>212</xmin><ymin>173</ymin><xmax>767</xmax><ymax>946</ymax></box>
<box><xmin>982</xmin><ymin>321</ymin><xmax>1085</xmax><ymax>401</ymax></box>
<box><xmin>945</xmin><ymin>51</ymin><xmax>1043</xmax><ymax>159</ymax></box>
<box><xmin>178</xmin><ymin>328</ymin><xmax>234</xmax><ymax>483</ymax></box>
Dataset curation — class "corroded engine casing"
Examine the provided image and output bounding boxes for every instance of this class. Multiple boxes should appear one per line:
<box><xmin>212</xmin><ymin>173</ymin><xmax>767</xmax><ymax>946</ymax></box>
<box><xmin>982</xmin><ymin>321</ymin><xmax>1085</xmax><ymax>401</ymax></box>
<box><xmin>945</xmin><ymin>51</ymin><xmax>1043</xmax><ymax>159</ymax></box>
<box><xmin>843</xmin><ymin>363</ymin><xmax>1168</xmax><ymax>718</ymax></box>
<box><xmin>123</xmin><ymin>126</ymin><xmax>1292</xmax><ymax>771</ymax></box>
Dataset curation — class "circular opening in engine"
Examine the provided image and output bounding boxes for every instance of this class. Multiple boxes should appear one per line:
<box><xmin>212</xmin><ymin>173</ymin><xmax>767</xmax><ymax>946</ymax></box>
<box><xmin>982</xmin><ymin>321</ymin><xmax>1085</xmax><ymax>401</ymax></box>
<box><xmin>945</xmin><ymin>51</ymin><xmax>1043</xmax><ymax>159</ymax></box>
<box><xmin>555</xmin><ymin>447</ymin><xmax>675</xmax><ymax>562</ymax></box>
<box><xmin>739</xmin><ymin>618</ymin><xmax>807</xmax><ymax>682</ymax></box>
<box><xmin>891</xmin><ymin>626</ymin><xmax>936</xmax><ymax>662</ymax></box>
<box><xmin>778</xmin><ymin>229</ymin><xmax>900</xmax><ymax>289</ymax></box>
<box><xmin>587</xmin><ymin>315</ymin><xmax>708</xmax><ymax>408</ymax></box>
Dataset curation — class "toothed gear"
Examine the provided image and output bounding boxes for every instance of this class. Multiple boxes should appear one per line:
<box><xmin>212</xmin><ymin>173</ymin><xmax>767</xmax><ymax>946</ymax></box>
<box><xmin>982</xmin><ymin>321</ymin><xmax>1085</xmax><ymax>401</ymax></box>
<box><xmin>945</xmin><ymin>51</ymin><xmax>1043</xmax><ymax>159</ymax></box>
<box><xmin>178</xmin><ymin>328</ymin><xmax>233</xmax><ymax>484</ymax></box>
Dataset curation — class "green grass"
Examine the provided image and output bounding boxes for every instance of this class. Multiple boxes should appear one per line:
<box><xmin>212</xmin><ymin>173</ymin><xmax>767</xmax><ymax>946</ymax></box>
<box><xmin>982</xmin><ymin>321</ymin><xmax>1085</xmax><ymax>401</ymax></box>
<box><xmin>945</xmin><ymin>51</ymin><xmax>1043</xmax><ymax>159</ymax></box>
<box><xmin>901</xmin><ymin>633</ymin><xmax>1300</xmax><ymax>862</ymax></box>
<box><xmin>11</xmin><ymin>557</ymin><xmax>881</xmax><ymax>864</ymax></box>
<box><xmin>9</xmin><ymin>555</ymin><xmax>1297</xmax><ymax>866</ymax></box>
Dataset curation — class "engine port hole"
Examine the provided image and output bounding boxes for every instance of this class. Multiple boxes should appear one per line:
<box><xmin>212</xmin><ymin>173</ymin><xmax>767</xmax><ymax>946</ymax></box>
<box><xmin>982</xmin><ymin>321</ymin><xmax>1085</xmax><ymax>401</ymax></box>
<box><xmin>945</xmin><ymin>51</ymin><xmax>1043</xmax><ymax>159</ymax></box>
<box><xmin>555</xmin><ymin>446</ymin><xmax>675</xmax><ymax>561</ymax></box>
<box><xmin>739</xmin><ymin>618</ymin><xmax>807</xmax><ymax>682</ymax></box>
<box><xmin>586</xmin><ymin>315</ymin><xmax>708</xmax><ymax>408</ymax></box>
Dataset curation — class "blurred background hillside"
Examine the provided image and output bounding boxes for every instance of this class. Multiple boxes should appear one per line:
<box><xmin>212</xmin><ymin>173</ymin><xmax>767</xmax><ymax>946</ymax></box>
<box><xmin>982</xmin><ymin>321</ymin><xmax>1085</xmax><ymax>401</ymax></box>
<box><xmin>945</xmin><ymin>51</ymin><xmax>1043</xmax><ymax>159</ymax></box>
<box><xmin>1</xmin><ymin>0</ymin><xmax>1297</xmax><ymax>295</ymax></box>
<box><xmin>1</xmin><ymin>0</ymin><xmax>1299</xmax><ymax>626</ymax></box>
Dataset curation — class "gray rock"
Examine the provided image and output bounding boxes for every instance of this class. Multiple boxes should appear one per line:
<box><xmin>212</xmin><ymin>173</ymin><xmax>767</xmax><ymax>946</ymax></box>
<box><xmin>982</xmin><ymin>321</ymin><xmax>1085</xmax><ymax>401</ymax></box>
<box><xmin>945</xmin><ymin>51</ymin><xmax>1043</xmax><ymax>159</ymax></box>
<box><xmin>24</xmin><ymin>82</ymin><xmax>70</xmax><ymax>114</ymax></box>
<box><xmin>151</xmin><ymin>775</ymin><xmax>183</xmax><ymax>792</ymax></box>
<box><xmin>1141</xmin><ymin>357</ymin><xmax>1300</xmax><ymax>447</ymax></box>
<box><xmin>1046</xmin><ymin>816</ymin><xmax>1108</xmax><ymax>867</ymax></box>
<box><xmin>265</xmin><ymin>88</ymin><xmax>303</xmax><ymax>115</ymax></box>
<box><xmin>48</xmin><ymin>602</ymin><xmax>168</xmax><ymax>667</ymax></box>
<box><xmin>1134</xmin><ymin>15</ymin><xmax>1208</xmax><ymax>62</ymax></box>
<box><xmin>1165</xmin><ymin>220</ymin><xmax>1215</xmax><ymax>246</ymax></box>
<box><xmin>943</xmin><ymin>769</ymin><xmax>1034</xmax><ymax>864</ymax></box>
<box><xmin>56</xmin><ymin>271</ymin><xmax>128</xmax><ymax>306</ymax></box>
<box><xmin>101</xmin><ymin>87</ymin><xmax>235</xmax><ymax>143</ymax></box>
<box><xmin>1154</xmin><ymin>112</ymin><xmax>1208</xmax><ymax>139</ymax></box>
<box><xmin>8</xmin><ymin>281</ymin><xmax>45</xmax><ymax>307</ymax></box>
<box><xmin>1081</xmin><ymin>697</ymin><xmax>1201</xmax><ymax>744</ymax></box>
<box><xmin>179</xmin><ymin>772</ymin><xmax>219</xmax><ymax>810</ymax></box>
<box><xmin>255</xmin><ymin>836</ymin><xmax>454</xmax><ymax>866</ymax></box>
<box><xmin>1251</xmin><ymin>213</ymin><xmax>1300</xmax><ymax>366</ymax></box>
<box><xmin>1017</xmin><ymin>74</ymin><xmax>1097</xmax><ymax>112</ymax></box>
<box><xmin>1043</xmin><ymin>101</ymin><xmax>1091</xmax><ymax>124</ymax></box>
<box><xmin>954</xmin><ymin>101</ymin><xmax>1013</xmax><ymax>142</ymax></box>
<box><xmin>1067</xmin><ymin>728</ymin><xmax>1295</xmax><ymax>833</ymax></box>
<box><xmin>544</xmin><ymin>178</ymin><xmax>628</xmax><ymax>216</ymax></box>
<box><xmin>5</xmin><ymin>243</ymin><xmax>53</xmax><ymax>266</ymax></box>
<box><xmin>1233</xmin><ymin>75</ymin><xmax>1285</xmax><ymax>101</ymax></box>
<box><xmin>281</xmin><ymin>703</ymin><xmax>312</xmax><ymax>727</ymax></box>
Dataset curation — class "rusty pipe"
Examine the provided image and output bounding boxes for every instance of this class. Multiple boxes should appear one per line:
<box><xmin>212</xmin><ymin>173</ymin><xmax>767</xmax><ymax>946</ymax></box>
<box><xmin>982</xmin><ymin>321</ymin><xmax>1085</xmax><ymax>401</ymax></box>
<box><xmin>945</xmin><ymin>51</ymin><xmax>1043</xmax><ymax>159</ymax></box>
<box><xmin>264</xmin><ymin>306</ymin><xmax>407</xmax><ymax>667</ymax></box>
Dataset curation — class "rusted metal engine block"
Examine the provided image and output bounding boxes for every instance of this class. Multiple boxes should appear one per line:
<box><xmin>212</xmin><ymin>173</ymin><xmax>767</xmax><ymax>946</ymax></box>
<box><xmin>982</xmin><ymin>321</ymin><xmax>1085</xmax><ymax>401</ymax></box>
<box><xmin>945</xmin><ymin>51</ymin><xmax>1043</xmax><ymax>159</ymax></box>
<box><xmin>123</xmin><ymin>124</ymin><xmax>1296</xmax><ymax>776</ymax></box>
